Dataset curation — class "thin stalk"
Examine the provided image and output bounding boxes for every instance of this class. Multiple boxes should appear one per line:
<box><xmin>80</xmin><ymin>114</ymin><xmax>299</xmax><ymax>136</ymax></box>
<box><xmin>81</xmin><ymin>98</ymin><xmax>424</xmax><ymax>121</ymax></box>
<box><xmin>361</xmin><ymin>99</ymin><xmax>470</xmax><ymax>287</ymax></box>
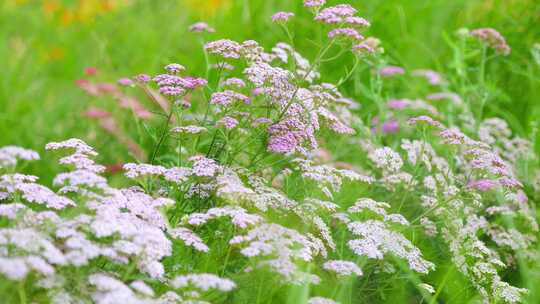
<box><xmin>18</xmin><ymin>281</ymin><xmax>27</xmax><ymax>304</ymax></box>
<box><xmin>277</xmin><ymin>38</ymin><xmax>337</xmax><ymax>121</ymax></box>
<box><xmin>150</xmin><ymin>106</ymin><xmax>175</xmax><ymax>164</ymax></box>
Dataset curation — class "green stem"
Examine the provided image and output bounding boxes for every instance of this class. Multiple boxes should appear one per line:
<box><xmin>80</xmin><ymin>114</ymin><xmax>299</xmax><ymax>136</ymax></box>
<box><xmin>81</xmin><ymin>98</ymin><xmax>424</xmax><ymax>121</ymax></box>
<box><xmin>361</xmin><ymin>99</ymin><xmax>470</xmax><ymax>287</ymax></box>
<box><xmin>429</xmin><ymin>266</ymin><xmax>453</xmax><ymax>304</ymax></box>
<box><xmin>255</xmin><ymin>275</ymin><xmax>265</xmax><ymax>304</ymax></box>
<box><xmin>477</xmin><ymin>45</ymin><xmax>488</xmax><ymax>124</ymax></box>
<box><xmin>18</xmin><ymin>280</ymin><xmax>27</xmax><ymax>304</ymax></box>
<box><xmin>150</xmin><ymin>106</ymin><xmax>175</xmax><ymax>164</ymax></box>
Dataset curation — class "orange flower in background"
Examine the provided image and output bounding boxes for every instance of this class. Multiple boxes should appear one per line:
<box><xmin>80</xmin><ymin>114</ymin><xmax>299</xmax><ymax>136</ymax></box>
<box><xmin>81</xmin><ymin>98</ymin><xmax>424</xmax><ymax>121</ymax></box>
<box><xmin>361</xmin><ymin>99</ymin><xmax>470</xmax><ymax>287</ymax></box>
<box><xmin>44</xmin><ymin>46</ymin><xmax>65</xmax><ymax>61</ymax></box>
<box><xmin>184</xmin><ymin>0</ymin><xmax>231</xmax><ymax>17</ymax></box>
<box><xmin>37</xmin><ymin>0</ymin><xmax>132</xmax><ymax>26</ymax></box>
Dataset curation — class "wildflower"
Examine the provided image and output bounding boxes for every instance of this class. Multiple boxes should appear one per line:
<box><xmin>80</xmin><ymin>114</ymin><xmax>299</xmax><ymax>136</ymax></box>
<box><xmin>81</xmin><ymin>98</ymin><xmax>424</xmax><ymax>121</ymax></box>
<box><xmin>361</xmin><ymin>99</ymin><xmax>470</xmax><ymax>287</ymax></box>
<box><xmin>222</xmin><ymin>77</ymin><xmax>246</xmax><ymax>88</ymax></box>
<box><xmin>315</xmin><ymin>5</ymin><xmax>357</xmax><ymax>24</ymax></box>
<box><xmin>89</xmin><ymin>273</ymin><xmax>154</xmax><ymax>303</ymax></box>
<box><xmin>164</xmin><ymin>63</ymin><xmax>185</xmax><ymax>74</ymax></box>
<box><xmin>347</xmin><ymin>220</ymin><xmax>435</xmax><ymax>273</ymax></box>
<box><xmin>189</xmin><ymin>22</ymin><xmax>215</xmax><ymax>33</ymax></box>
<box><xmin>345</xmin><ymin>16</ymin><xmax>371</xmax><ymax>28</ymax></box>
<box><xmin>154</xmin><ymin>73</ymin><xmax>207</xmax><ymax>97</ymax></box>
<box><xmin>272</xmin><ymin>12</ymin><xmax>294</xmax><ymax>23</ymax></box>
<box><xmin>426</xmin><ymin>92</ymin><xmax>463</xmax><ymax>106</ymax></box>
<box><xmin>467</xmin><ymin>179</ymin><xmax>498</xmax><ymax>192</ymax></box>
<box><xmin>171</xmin><ymin>125</ymin><xmax>207</xmax><ymax>134</ymax></box>
<box><xmin>53</xmin><ymin>170</ymin><xmax>108</xmax><ymax>190</ymax></box>
<box><xmin>163</xmin><ymin>167</ymin><xmax>191</xmax><ymax>184</ymax></box>
<box><xmin>187</xmin><ymin>206</ymin><xmax>261</xmax><ymax>229</ymax></box>
<box><xmin>270</xmin><ymin>43</ymin><xmax>320</xmax><ymax>82</ymax></box>
<box><xmin>159</xmin><ymin>86</ymin><xmax>186</xmax><ymax>97</ymax></box>
<box><xmin>169</xmin><ymin>227</ymin><xmax>209</xmax><ymax>252</ymax></box>
<box><xmin>0</xmin><ymin>146</ymin><xmax>40</xmax><ymax>168</ymax></box>
<box><xmin>217</xmin><ymin>116</ymin><xmax>239</xmax><ymax>130</ymax></box>
<box><xmin>134</xmin><ymin>74</ymin><xmax>151</xmax><ymax>83</ymax></box>
<box><xmin>471</xmin><ymin>28</ymin><xmax>511</xmax><ymax>55</ymax></box>
<box><xmin>85</xmin><ymin>67</ymin><xmax>98</xmax><ymax>76</ymax></box>
<box><xmin>211</xmin><ymin>62</ymin><xmax>235</xmax><ymax>70</ymax></box>
<box><xmin>379</xmin><ymin>65</ymin><xmax>405</xmax><ymax>77</ymax></box>
<box><xmin>123</xmin><ymin>163</ymin><xmax>166</xmax><ymax>179</ymax></box>
<box><xmin>252</xmin><ymin>117</ymin><xmax>273</xmax><ymax>127</ymax></box>
<box><xmin>170</xmin><ymin>273</ymin><xmax>236</xmax><ymax>292</ymax></box>
<box><xmin>328</xmin><ymin>28</ymin><xmax>364</xmax><ymax>42</ymax></box>
<box><xmin>368</xmin><ymin>147</ymin><xmax>403</xmax><ymax>173</ymax></box>
<box><xmin>189</xmin><ymin>155</ymin><xmax>221</xmax><ymax>177</ymax></box>
<box><xmin>353</xmin><ymin>37</ymin><xmax>383</xmax><ymax>55</ymax></box>
<box><xmin>267</xmin><ymin>128</ymin><xmax>306</xmax><ymax>154</ymax></box>
<box><xmin>348</xmin><ymin>198</ymin><xmax>390</xmax><ymax>216</ymax></box>
<box><xmin>318</xmin><ymin>108</ymin><xmax>355</xmax><ymax>134</ymax></box>
<box><xmin>130</xmin><ymin>281</ymin><xmax>155</xmax><ymax>297</ymax></box>
<box><xmin>204</xmin><ymin>39</ymin><xmax>243</xmax><ymax>59</ymax></box>
<box><xmin>211</xmin><ymin>90</ymin><xmax>250</xmax><ymax>106</ymax></box>
<box><xmin>0</xmin><ymin>257</ymin><xmax>31</xmax><ymax>280</ymax></box>
<box><xmin>323</xmin><ymin>260</ymin><xmax>363</xmax><ymax>277</ymax></box>
<box><xmin>439</xmin><ymin>128</ymin><xmax>469</xmax><ymax>145</ymax></box>
<box><xmin>304</xmin><ymin>0</ymin><xmax>326</xmax><ymax>9</ymax></box>
<box><xmin>412</xmin><ymin>69</ymin><xmax>444</xmax><ymax>85</ymax></box>
<box><xmin>117</xmin><ymin>78</ymin><xmax>134</xmax><ymax>86</ymax></box>
<box><xmin>381</xmin><ymin>120</ymin><xmax>400</xmax><ymax>134</ymax></box>
<box><xmin>407</xmin><ymin>115</ymin><xmax>443</xmax><ymax>129</ymax></box>
<box><xmin>387</xmin><ymin>99</ymin><xmax>410</xmax><ymax>110</ymax></box>
<box><xmin>179</xmin><ymin>76</ymin><xmax>208</xmax><ymax>89</ymax></box>
<box><xmin>353</xmin><ymin>42</ymin><xmax>374</xmax><ymax>54</ymax></box>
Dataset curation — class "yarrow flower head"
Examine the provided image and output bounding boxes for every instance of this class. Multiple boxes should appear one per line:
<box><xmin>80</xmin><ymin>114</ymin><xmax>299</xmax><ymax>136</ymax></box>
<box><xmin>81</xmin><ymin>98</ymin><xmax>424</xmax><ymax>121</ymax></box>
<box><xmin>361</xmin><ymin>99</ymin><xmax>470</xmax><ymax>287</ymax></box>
<box><xmin>205</xmin><ymin>39</ymin><xmax>243</xmax><ymax>59</ymax></box>
<box><xmin>368</xmin><ymin>147</ymin><xmax>403</xmax><ymax>173</ymax></box>
<box><xmin>171</xmin><ymin>125</ymin><xmax>207</xmax><ymax>135</ymax></box>
<box><xmin>379</xmin><ymin>65</ymin><xmax>405</xmax><ymax>77</ymax></box>
<box><xmin>272</xmin><ymin>12</ymin><xmax>294</xmax><ymax>23</ymax></box>
<box><xmin>211</xmin><ymin>90</ymin><xmax>250</xmax><ymax>106</ymax></box>
<box><xmin>189</xmin><ymin>22</ymin><xmax>215</xmax><ymax>33</ymax></box>
<box><xmin>164</xmin><ymin>63</ymin><xmax>185</xmax><ymax>74</ymax></box>
<box><xmin>387</xmin><ymin>99</ymin><xmax>410</xmax><ymax>110</ymax></box>
<box><xmin>381</xmin><ymin>120</ymin><xmax>400</xmax><ymax>134</ymax></box>
<box><xmin>117</xmin><ymin>78</ymin><xmax>134</xmax><ymax>86</ymax></box>
<box><xmin>123</xmin><ymin>163</ymin><xmax>166</xmax><ymax>179</ymax></box>
<box><xmin>471</xmin><ymin>28</ymin><xmax>511</xmax><ymax>55</ymax></box>
<box><xmin>134</xmin><ymin>74</ymin><xmax>151</xmax><ymax>83</ymax></box>
<box><xmin>427</xmin><ymin>92</ymin><xmax>463</xmax><ymax>106</ymax></box>
<box><xmin>222</xmin><ymin>77</ymin><xmax>246</xmax><ymax>88</ymax></box>
<box><xmin>328</xmin><ymin>28</ymin><xmax>364</xmax><ymax>42</ymax></box>
<box><xmin>315</xmin><ymin>4</ymin><xmax>357</xmax><ymax>24</ymax></box>
<box><xmin>153</xmin><ymin>70</ymin><xmax>207</xmax><ymax>97</ymax></box>
<box><xmin>0</xmin><ymin>146</ymin><xmax>40</xmax><ymax>168</ymax></box>
<box><xmin>408</xmin><ymin>115</ymin><xmax>443</xmax><ymax>129</ymax></box>
<box><xmin>304</xmin><ymin>0</ymin><xmax>326</xmax><ymax>9</ymax></box>
<box><xmin>323</xmin><ymin>260</ymin><xmax>363</xmax><ymax>277</ymax></box>
<box><xmin>170</xmin><ymin>273</ymin><xmax>236</xmax><ymax>292</ymax></box>
<box><xmin>412</xmin><ymin>69</ymin><xmax>444</xmax><ymax>85</ymax></box>
<box><xmin>353</xmin><ymin>37</ymin><xmax>383</xmax><ymax>55</ymax></box>
<box><xmin>467</xmin><ymin>179</ymin><xmax>498</xmax><ymax>192</ymax></box>
<box><xmin>217</xmin><ymin>116</ymin><xmax>239</xmax><ymax>130</ymax></box>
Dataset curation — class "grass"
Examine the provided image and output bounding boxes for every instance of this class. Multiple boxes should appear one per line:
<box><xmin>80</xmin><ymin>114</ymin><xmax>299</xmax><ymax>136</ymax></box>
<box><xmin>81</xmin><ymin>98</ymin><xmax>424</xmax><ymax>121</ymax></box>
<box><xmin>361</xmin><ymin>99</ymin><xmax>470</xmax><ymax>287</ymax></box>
<box><xmin>0</xmin><ymin>0</ymin><xmax>539</xmax><ymax>303</ymax></box>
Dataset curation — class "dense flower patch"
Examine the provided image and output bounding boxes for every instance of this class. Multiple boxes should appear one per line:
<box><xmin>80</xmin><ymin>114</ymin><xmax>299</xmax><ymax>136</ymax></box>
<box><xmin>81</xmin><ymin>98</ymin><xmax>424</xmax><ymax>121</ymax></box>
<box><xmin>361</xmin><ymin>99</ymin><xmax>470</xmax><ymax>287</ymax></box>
<box><xmin>1</xmin><ymin>1</ymin><xmax>538</xmax><ymax>303</ymax></box>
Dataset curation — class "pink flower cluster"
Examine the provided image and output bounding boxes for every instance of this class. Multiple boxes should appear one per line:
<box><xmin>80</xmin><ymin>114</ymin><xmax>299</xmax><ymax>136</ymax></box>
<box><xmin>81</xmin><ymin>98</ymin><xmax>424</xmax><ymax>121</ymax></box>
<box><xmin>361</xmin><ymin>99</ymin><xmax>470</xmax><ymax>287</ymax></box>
<box><xmin>471</xmin><ymin>28</ymin><xmax>511</xmax><ymax>55</ymax></box>
<box><xmin>272</xmin><ymin>11</ymin><xmax>294</xmax><ymax>23</ymax></box>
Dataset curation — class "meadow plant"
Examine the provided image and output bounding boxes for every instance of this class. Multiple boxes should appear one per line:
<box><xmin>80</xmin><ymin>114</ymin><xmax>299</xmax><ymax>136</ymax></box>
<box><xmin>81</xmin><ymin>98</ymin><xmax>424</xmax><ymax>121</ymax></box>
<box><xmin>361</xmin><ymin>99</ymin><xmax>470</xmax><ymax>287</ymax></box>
<box><xmin>1</xmin><ymin>1</ymin><xmax>538</xmax><ymax>303</ymax></box>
